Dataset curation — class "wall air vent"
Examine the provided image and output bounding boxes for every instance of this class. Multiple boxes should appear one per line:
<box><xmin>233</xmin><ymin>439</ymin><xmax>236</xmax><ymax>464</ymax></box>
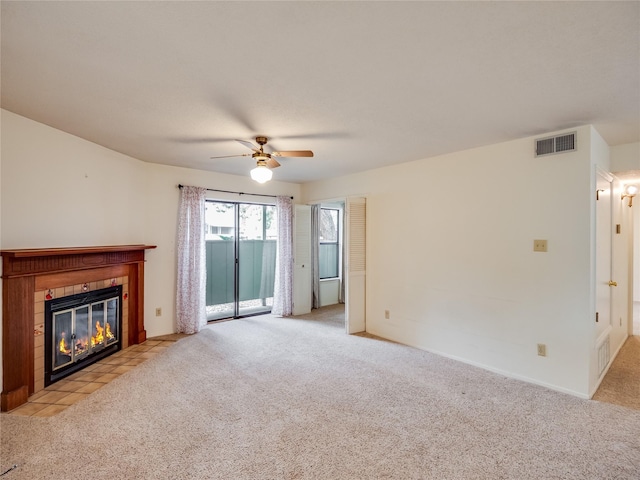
<box><xmin>535</xmin><ymin>132</ymin><xmax>576</xmax><ymax>157</ymax></box>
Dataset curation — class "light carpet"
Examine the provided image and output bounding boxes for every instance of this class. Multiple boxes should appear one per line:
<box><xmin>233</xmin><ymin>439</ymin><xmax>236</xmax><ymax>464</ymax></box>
<box><xmin>593</xmin><ymin>335</ymin><xmax>640</xmax><ymax>410</ymax></box>
<box><xmin>1</xmin><ymin>304</ymin><xmax>639</xmax><ymax>479</ymax></box>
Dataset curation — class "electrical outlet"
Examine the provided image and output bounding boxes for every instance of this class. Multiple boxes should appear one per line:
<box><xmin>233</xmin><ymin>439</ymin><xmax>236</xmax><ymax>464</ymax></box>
<box><xmin>533</xmin><ymin>239</ymin><xmax>548</xmax><ymax>252</ymax></box>
<box><xmin>155</xmin><ymin>307</ymin><xmax>162</xmax><ymax>317</ymax></box>
<box><xmin>537</xmin><ymin>343</ymin><xmax>547</xmax><ymax>357</ymax></box>
<box><xmin>384</xmin><ymin>310</ymin><xmax>390</xmax><ymax>320</ymax></box>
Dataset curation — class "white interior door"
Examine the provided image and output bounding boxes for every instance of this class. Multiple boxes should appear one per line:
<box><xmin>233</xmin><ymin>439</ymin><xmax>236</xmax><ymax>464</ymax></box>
<box><xmin>595</xmin><ymin>170</ymin><xmax>613</xmax><ymax>338</ymax></box>
<box><xmin>345</xmin><ymin>197</ymin><xmax>366</xmax><ymax>333</ymax></box>
<box><xmin>293</xmin><ymin>204</ymin><xmax>312</xmax><ymax>315</ymax></box>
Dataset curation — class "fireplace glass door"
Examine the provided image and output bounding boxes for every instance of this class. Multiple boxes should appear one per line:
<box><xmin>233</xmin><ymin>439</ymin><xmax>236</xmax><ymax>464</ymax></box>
<box><xmin>74</xmin><ymin>306</ymin><xmax>90</xmax><ymax>361</ymax></box>
<box><xmin>53</xmin><ymin>310</ymin><xmax>74</xmax><ymax>370</ymax></box>
<box><xmin>51</xmin><ymin>296</ymin><xmax>120</xmax><ymax>372</ymax></box>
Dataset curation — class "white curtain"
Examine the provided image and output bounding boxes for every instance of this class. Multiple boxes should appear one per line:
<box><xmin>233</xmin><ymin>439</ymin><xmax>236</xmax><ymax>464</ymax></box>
<box><xmin>176</xmin><ymin>186</ymin><xmax>207</xmax><ymax>334</ymax></box>
<box><xmin>272</xmin><ymin>196</ymin><xmax>293</xmax><ymax>316</ymax></box>
<box><xmin>311</xmin><ymin>204</ymin><xmax>320</xmax><ymax>309</ymax></box>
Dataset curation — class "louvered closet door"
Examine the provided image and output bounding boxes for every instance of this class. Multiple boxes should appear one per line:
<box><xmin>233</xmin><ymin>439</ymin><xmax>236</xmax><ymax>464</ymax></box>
<box><xmin>293</xmin><ymin>204</ymin><xmax>312</xmax><ymax>315</ymax></box>
<box><xmin>345</xmin><ymin>197</ymin><xmax>366</xmax><ymax>333</ymax></box>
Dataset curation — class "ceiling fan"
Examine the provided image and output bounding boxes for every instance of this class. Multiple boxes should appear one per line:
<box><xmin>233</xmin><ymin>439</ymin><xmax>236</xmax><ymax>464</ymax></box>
<box><xmin>211</xmin><ymin>136</ymin><xmax>314</xmax><ymax>183</ymax></box>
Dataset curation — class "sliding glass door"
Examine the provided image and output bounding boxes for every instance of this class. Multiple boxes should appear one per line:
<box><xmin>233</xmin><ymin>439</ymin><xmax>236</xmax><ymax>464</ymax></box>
<box><xmin>205</xmin><ymin>201</ymin><xmax>276</xmax><ymax>320</ymax></box>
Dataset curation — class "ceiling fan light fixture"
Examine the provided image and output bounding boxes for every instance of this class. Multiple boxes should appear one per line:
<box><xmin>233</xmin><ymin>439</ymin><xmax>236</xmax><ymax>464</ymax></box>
<box><xmin>211</xmin><ymin>136</ymin><xmax>313</xmax><ymax>182</ymax></box>
<box><xmin>250</xmin><ymin>164</ymin><xmax>273</xmax><ymax>183</ymax></box>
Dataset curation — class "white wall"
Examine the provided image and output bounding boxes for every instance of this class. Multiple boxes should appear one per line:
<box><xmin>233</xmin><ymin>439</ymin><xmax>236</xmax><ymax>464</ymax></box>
<box><xmin>303</xmin><ymin>126</ymin><xmax>608</xmax><ymax>397</ymax></box>
<box><xmin>1</xmin><ymin>110</ymin><xmax>148</xmax><ymax>247</ymax></box>
<box><xmin>611</xmin><ymin>142</ymin><xmax>640</xmax><ymax>172</ymax></box>
<box><xmin>0</xmin><ymin>110</ymin><xmax>301</xmax><ymax>383</ymax></box>
<box><xmin>319</xmin><ymin>279</ymin><xmax>340</xmax><ymax>307</ymax></box>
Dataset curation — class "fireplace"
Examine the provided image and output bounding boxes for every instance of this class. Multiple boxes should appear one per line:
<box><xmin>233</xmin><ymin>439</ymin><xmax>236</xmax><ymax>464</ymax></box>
<box><xmin>1</xmin><ymin>245</ymin><xmax>156</xmax><ymax>411</ymax></box>
<box><xmin>45</xmin><ymin>285</ymin><xmax>123</xmax><ymax>386</ymax></box>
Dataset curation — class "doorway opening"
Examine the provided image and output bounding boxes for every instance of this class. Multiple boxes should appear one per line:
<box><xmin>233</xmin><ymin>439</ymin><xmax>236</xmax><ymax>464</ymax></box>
<box><xmin>318</xmin><ymin>204</ymin><xmax>343</xmax><ymax>308</ymax></box>
<box><xmin>297</xmin><ymin>197</ymin><xmax>365</xmax><ymax>334</ymax></box>
<box><xmin>205</xmin><ymin>200</ymin><xmax>277</xmax><ymax>320</ymax></box>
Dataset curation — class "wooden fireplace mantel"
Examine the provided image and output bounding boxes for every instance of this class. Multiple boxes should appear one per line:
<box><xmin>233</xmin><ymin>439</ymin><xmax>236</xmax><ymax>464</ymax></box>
<box><xmin>1</xmin><ymin>244</ymin><xmax>156</xmax><ymax>411</ymax></box>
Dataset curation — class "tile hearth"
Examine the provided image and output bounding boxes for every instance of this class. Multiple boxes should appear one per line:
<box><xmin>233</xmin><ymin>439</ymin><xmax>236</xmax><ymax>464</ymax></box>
<box><xmin>5</xmin><ymin>338</ymin><xmax>177</xmax><ymax>417</ymax></box>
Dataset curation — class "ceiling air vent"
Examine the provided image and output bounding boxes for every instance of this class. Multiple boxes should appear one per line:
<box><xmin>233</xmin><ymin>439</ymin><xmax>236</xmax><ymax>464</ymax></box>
<box><xmin>535</xmin><ymin>132</ymin><xmax>576</xmax><ymax>157</ymax></box>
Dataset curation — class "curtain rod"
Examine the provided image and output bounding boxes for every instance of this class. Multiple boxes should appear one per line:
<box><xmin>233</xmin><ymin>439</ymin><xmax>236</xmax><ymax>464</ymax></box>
<box><xmin>177</xmin><ymin>184</ymin><xmax>293</xmax><ymax>200</ymax></box>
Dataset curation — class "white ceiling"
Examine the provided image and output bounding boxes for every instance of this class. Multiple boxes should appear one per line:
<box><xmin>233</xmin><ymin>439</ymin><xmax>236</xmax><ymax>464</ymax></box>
<box><xmin>2</xmin><ymin>1</ymin><xmax>639</xmax><ymax>184</ymax></box>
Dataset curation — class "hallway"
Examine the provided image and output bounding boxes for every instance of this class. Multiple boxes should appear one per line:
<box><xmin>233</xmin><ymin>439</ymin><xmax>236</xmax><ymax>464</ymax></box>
<box><xmin>593</xmin><ymin>336</ymin><xmax>640</xmax><ymax>410</ymax></box>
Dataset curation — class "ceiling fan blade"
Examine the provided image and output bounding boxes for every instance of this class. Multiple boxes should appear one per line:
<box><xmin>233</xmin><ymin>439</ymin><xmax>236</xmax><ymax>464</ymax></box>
<box><xmin>210</xmin><ymin>153</ymin><xmax>251</xmax><ymax>160</ymax></box>
<box><xmin>235</xmin><ymin>139</ymin><xmax>259</xmax><ymax>152</ymax></box>
<box><xmin>266</xmin><ymin>158</ymin><xmax>281</xmax><ymax>169</ymax></box>
<box><xmin>271</xmin><ymin>150</ymin><xmax>314</xmax><ymax>158</ymax></box>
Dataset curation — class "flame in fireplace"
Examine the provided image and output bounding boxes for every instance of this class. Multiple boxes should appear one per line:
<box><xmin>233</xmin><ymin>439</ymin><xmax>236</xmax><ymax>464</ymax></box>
<box><xmin>91</xmin><ymin>320</ymin><xmax>104</xmax><ymax>347</ymax></box>
<box><xmin>106</xmin><ymin>322</ymin><xmax>115</xmax><ymax>340</ymax></box>
<box><xmin>59</xmin><ymin>332</ymin><xmax>71</xmax><ymax>356</ymax></box>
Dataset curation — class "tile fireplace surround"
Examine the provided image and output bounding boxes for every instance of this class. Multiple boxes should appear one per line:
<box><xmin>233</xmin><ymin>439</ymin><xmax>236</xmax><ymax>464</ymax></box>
<box><xmin>1</xmin><ymin>245</ymin><xmax>156</xmax><ymax>412</ymax></box>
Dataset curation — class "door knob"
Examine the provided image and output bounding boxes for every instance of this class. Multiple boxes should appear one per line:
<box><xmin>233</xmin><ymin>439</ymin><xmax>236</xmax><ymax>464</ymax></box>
<box><xmin>608</xmin><ymin>281</ymin><xmax>618</xmax><ymax>287</ymax></box>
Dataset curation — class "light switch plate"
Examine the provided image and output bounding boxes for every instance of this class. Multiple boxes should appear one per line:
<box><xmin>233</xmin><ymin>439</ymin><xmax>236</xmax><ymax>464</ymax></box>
<box><xmin>533</xmin><ymin>239</ymin><xmax>548</xmax><ymax>252</ymax></box>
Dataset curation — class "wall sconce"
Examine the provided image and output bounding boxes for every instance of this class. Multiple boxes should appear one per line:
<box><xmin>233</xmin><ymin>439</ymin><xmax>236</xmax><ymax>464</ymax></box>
<box><xmin>621</xmin><ymin>184</ymin><xmax>638</xmax><ymax>207</ymax></box>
